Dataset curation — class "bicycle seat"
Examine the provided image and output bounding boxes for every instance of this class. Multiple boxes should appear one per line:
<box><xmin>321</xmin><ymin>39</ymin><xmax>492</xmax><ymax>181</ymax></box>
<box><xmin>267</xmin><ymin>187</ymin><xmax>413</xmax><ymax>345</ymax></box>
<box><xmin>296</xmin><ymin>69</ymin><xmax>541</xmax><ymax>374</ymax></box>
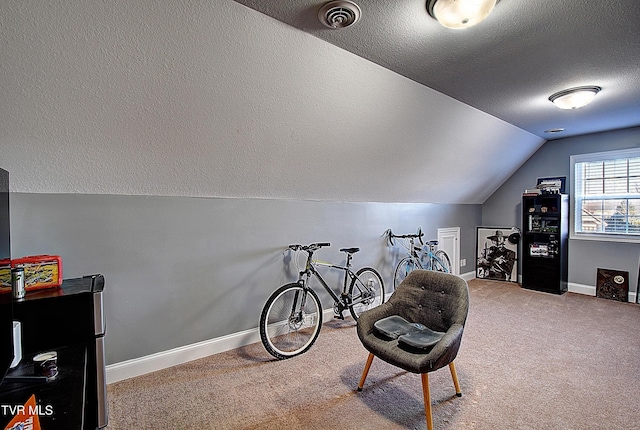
<box><xmin>427</xmin><ymin>240</ymin><xmax>438</xmax><ymax>246</ymax></box>
<box><xmin>340</xmin><ymin>247</ymin><xmax>360</xmax><ymax>254</ymax></box>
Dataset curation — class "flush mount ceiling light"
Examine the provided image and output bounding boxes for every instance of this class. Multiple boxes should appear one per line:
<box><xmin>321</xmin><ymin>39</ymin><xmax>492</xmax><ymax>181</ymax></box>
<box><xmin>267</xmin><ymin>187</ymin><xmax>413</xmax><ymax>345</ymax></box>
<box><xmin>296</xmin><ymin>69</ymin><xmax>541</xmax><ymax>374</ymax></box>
<box><xmin>548</xmin><ymin>86</ymin><xmax>601</xmax><ymax>110</ymax></box>
<box><xmin>427</xmin><ymin>0</ymin><xmax>498</xmax><ymax>29</ymax></box>
<box><xmin>318</xmin><ymin>1</ymin><xmax>361</xmax><ymax>29</ymax></box>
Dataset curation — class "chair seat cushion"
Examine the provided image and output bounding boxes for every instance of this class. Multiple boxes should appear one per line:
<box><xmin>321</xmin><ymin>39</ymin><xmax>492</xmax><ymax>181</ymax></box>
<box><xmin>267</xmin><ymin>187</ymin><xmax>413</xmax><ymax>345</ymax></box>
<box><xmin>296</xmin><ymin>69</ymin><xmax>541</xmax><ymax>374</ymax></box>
<box><xmin>373</xmin><ymin>315</ymin><xmax>426</xmax><ymax>339</ymax></box>
<box><xmin>398</xmin><ymin>328</ymin><xmax>445</xmax><ymax>350</ymax></box>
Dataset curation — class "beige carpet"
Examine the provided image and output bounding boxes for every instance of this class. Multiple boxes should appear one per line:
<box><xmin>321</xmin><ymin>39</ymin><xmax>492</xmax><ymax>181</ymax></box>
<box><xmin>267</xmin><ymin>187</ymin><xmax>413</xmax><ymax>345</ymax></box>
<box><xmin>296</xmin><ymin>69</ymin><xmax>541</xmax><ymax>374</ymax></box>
<box><xmin>106</xmin><ymin>279</ymin><xmax>640</xmax><ymax>429</ymax></box>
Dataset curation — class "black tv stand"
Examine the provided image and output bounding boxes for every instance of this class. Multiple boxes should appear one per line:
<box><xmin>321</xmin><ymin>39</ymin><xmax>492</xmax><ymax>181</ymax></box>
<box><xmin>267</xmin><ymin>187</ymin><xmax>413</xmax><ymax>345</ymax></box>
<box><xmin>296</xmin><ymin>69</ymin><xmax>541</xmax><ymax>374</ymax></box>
<box><xmin>1</xmin><ymin>344</ymin><xmax>88</xmax><ymax>428</ymax></box>
<box><xmin>0</xmin><ymin>275</ymin><xmax>107</xmax><ymax>429</ymax></box>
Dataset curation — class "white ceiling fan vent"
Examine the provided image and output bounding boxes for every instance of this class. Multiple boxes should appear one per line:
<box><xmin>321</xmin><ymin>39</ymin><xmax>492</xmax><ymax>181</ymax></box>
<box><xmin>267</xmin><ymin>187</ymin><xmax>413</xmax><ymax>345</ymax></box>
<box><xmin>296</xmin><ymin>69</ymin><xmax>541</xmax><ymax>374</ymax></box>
<box><xmin>318</xmin><ymin>1</ymin><xmax>361</xmax><ymax>29</ymax></box>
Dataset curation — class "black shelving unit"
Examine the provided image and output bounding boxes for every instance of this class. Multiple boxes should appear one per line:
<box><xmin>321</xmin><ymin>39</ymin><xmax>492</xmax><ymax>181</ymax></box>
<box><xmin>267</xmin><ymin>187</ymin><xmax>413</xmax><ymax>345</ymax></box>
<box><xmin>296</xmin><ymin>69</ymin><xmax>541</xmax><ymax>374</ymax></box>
<box><xmin>0</xmin><ymin>275</ymin><xmax>107</xmax><ymax>429</ymax></box>
<box><xmin>522</xmin><ymin>193</ymin><xmax>568</xmax><ymax>294</ymax></box>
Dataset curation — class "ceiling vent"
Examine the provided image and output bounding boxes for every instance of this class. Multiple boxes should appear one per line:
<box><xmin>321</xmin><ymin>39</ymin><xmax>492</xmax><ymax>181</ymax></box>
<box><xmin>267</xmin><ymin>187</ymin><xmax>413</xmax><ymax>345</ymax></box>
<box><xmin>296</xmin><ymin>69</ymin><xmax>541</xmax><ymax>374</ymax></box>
<box><xmin>318</xmin><ymin>1</ymin><xmax>361</xmax><ymax>29</ymax></box>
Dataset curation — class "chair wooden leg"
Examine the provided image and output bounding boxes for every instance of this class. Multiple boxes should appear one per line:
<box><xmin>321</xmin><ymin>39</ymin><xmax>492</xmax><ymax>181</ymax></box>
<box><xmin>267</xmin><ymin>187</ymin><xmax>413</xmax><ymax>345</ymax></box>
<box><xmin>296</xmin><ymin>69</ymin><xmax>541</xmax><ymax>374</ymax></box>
<box><xmin>449</xmin><ymin>361</ymin><xmax>462</xmax><ymax>396</ymax></box>
<box><xmin>421</xmin><ymin>373</ymin><xmax>433</xmax><ymax>430</ymax></box>
<box><xmin>357</xmin><ymin>353</ymin><xmax>375</xmax><ymax>391</ymax></box>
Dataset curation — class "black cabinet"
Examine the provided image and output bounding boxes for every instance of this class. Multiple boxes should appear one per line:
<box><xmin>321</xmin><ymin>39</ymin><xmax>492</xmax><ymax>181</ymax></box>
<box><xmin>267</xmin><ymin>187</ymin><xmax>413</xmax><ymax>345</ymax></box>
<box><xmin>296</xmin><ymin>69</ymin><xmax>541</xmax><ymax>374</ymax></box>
<box><xmin>522</xmin><ymin>194</ymin><xmax>568</xmax><ymax>294</ymax></box>
<box><xmin>0</xmin><ymin>275</ymin><xmax>107</xmax><ymax>429</ymax></box>
<box><xmin>0</xmin><ymin>345</ymin><xmax>88</xmax><ymax>429</ymax></box>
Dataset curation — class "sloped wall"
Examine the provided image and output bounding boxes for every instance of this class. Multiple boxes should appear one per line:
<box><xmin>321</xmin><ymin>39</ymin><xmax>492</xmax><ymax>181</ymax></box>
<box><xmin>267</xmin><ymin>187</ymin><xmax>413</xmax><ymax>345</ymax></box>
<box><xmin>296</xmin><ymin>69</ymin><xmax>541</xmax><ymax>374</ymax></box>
<box><xmin>1</xmin><ymin>0</ymin><xmax>542</xmax><ymax>204</ymax></box>
<box><xmin>1</xmin><ymin>0</ymin><xmax>538</xmax><ymax>366</ymax></box>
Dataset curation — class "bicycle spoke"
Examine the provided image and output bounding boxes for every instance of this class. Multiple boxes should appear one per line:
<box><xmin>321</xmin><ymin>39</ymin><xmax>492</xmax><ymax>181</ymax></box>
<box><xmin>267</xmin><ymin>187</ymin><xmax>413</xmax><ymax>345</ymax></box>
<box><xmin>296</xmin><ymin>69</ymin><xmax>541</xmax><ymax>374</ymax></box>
<box><xmin>260</xmin><ymin>284</ymin><xmax>322</xmax><ymax>359</ymax></box>
<box><xmin>434</xmin><ymin>250</ymin><xmax>452</xmax><ymax>273</ymax></box>
<box><xmin>349</xmin><ymin>267</ymin><xmax>384</xmax><ymax>320</ymax></box>
<box><xmin>394</xmin><ymin>257</ymin><xmax>417</xmax><ymax>289</ymax></box>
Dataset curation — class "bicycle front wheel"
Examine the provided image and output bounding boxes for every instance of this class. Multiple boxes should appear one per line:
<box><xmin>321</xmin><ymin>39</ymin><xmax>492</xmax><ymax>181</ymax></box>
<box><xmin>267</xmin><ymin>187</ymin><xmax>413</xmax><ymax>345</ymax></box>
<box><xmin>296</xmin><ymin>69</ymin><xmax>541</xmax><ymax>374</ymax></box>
<box><xmin>393</xmin><ymin>256</ymin><xmax>418</xmax><ymax>289</ymax></box>
<box><xmin>433</xmin><ymin>250</ymin><xmax>452</xmax><ymax>273</ymax></box>
<box><xmin>259</xmin><ymin>283</ymin><xmax>322</xmax><ymax>360</ymax></box>
<box><xmin>349</xmin><ymin>267</ymin><xmax>385</xmax><ymax>320</ymax></box>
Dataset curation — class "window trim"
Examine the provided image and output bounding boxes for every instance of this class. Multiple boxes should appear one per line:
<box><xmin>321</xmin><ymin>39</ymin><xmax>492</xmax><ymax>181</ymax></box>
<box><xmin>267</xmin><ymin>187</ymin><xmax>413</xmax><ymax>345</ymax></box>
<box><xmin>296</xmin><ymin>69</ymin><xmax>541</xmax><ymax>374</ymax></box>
<box><xmin>570</xmin><ymin>147</ymin><xmax>640</xmax><ymax>244</ymax></box>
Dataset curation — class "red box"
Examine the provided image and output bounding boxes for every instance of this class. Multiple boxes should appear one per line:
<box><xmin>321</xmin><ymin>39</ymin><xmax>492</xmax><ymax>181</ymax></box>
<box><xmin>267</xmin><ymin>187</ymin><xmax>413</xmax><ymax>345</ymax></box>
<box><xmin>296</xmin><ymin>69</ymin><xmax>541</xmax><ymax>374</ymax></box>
<box><xmin>0</xmin><ymin>255</ymin><xmax>63</xmax><ymax>294</ymax></box>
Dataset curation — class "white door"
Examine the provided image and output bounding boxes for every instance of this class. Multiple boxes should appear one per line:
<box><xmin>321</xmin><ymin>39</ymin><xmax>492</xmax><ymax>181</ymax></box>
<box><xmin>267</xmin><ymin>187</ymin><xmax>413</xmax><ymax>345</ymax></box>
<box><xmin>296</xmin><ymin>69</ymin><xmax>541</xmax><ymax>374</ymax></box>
<box><xmin>437</xmin><ymin>227</ymin><xmax>460</xmax><ymax>275</ymax></box>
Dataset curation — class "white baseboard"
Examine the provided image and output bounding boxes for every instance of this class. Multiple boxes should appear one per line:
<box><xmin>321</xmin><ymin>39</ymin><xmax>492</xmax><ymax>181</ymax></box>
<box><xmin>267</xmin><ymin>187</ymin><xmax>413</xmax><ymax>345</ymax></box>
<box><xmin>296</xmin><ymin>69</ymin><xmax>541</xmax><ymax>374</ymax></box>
<box><xmin>567</xmin><ymin>282</ymin><xmax>596</xmax><ymax>296</ymax></box>
<box><xmin>459</xmin><ymin>270</ymin><xmax>476</xmax><ymax>281</ymax></box>
<box><xmin>569</xmin><ymin>282</ymin><xmax>637</xmax><ymax>303</ymax></box>
<box><xmin>108</xmin><ymin>279</ymin><xmax>636</xmax><ymax>384</ymax></box>
<box><xmin>106</xmin><ymin>308</ymin><xmax>336</xmax><ymax>384</ymax></box>
<box><xmin>106</xmin><ymin>327</ymin><xmax>261</xmax><ymax>384</ymax></box>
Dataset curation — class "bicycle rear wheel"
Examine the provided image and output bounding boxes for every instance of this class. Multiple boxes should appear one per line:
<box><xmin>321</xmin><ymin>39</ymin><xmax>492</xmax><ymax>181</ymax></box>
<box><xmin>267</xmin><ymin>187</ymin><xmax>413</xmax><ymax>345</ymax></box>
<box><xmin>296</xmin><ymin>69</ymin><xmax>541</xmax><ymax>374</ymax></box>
<box><xmin>259</xmin><ymin>283</ymin><xmax>322</xmax><ymax>360</ymax></box>
<box><xmin>393</xmin><ymin>256</ymin><xmax>418</xmax><ymax>289</ymax></box>
<box><xmin>432</xmin><ymin>250</ymin><xmax>452</xmax><ymax>273</ymax></box>
<box><xmin>348</xmin><ymin>267</ymin><xmax>385</xmax><ymax>320</ymax></box>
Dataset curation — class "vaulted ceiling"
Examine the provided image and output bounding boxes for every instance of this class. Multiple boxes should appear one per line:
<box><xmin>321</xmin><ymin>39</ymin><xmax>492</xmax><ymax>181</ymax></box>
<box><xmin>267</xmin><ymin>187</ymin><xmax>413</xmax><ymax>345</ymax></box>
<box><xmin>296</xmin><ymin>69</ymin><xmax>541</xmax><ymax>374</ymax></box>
<box><xmin>234</xmin><ymin>0</ymin><xmax>640</xmax><ymax>140</ymax></box>
<box><xmin>4</xmin><ymin>0</ymin><xmax>636</xmax><ymax>205</ymax></box>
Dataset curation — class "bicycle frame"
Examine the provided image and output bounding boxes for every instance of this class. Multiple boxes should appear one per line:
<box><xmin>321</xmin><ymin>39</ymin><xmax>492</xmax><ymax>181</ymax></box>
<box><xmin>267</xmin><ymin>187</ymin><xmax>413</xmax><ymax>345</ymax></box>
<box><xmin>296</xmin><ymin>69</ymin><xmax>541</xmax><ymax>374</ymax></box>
<box><xmin>297</xmin><ymin>249</ymin><xmax>368</xmax><ymax>311</ymax></box>
<box><xmin>419</xmin><ymin>247</ymin><xmax>447</xmax><ymax>271</ymax></box>
<box><xmin>306</xmin><ymin>265</ymin><xmax>350</xmax><ymax>306</ymax></box>
<box><xmin>260</xmin><ymin>242</ymin><xmax>385</xmax><ymax>359</ymax></box>
<box><xmin>402</xmin><ymin>235</ymin><xmax>428</xmax><ymax>269</ymax></box>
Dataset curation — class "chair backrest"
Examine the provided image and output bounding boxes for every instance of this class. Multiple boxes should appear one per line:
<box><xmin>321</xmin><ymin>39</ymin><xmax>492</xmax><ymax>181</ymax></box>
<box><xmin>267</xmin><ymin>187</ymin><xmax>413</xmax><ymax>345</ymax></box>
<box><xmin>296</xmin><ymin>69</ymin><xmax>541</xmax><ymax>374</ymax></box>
<box><xmin>389</xmin><ymin>270</ymin><xmax>469</xmax><ymax>332</ymax></box>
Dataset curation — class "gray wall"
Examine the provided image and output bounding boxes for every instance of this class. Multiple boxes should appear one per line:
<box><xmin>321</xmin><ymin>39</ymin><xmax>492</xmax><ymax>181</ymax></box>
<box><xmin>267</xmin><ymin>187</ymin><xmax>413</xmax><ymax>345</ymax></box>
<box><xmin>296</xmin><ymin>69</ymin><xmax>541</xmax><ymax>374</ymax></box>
<box><xmin>482</xmin><ymin>126</ymin><xmax>640</xmax><ymax>290</ymax></box>
<box><xmin>10</xmin><ymin>193</ymin><xmax>480</xmax><ymax>364</ymax></box>
<box><xmin>2</xmin><ymin>0</ymin><xmax>524</xmax><ymax>369</ymax></box>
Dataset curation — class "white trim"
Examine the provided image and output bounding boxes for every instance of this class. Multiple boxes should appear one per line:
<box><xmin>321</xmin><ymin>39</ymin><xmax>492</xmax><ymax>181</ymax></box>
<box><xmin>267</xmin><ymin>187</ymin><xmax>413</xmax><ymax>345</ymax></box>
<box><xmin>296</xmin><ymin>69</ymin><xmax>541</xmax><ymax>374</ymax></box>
<box><xmin>571</xmin><ymin>148</ymin><xmax>640</xmax><ymax>163</ymax></box>
<box><xmin>459</xmin><ymin>270</ymin><xmax>476</xmax><ymax>281</ymax></box>
<box><xmin>570</xmin><ymin>232</ymin><xmax>640</xmax><ymax>244</ymax></box>
<box><xmin>107</xmin><ymin>280</ymin><xmax>636</xmax><ymax>384</ymax></box>
<box><xmin>568</xmin><ymin>282</ymin><xmax>637</xmax><ymax>303</ymax></box>
<box><xmin>437</xmin><ymin>227</ymin><xmax>460</xmax><ymax>275</ymax></box>
<box><xmin>464</xmin><ymin>276</ymin><xmax>638</xmax><ymax>303</ymax></box>
<box><xmin>106</xmin><ymin>309</ymin><xmax>336</xmax><ymax>384</ymax></box>
<box><xmin>106</xmin><ymin>327</ymin><xmax>260</xmax><ymax>384</ymax></box>
<box><xmin>570</xmin><ymin>148</ymin><xmax>640</xmax><ymax>243</ymax></box>
<box><xmin>567</xmin><ymin>282</ymin><xmax>596</xmax><ymax>296</ymax></box>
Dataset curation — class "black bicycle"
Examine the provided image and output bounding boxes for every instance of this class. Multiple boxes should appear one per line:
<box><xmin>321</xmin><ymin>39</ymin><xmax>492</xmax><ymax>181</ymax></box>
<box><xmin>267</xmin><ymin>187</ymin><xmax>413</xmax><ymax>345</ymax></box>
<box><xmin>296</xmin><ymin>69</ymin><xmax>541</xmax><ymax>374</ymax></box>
<box><xmin>260</xmin><ymin>243</ymin><xmax>385</xmax><ymax>359</ymax></box>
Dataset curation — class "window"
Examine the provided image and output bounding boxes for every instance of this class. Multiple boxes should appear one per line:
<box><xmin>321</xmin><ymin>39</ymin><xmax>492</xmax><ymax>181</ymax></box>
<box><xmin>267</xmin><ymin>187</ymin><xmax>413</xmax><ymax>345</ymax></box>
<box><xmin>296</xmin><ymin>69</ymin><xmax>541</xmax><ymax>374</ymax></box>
<box><xmin>571</xmin><ymin>148</ymin><xmax>640</xmax><ymax>242</ymax></box>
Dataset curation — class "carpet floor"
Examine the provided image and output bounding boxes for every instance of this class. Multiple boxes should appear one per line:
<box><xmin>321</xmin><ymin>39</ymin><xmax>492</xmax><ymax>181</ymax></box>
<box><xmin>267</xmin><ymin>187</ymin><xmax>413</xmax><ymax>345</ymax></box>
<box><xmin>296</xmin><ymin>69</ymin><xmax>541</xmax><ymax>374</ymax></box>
<box><xmin>106</xmin><ymin>279</ymin><xmax>640</xmax><ymax>429</ymax></box>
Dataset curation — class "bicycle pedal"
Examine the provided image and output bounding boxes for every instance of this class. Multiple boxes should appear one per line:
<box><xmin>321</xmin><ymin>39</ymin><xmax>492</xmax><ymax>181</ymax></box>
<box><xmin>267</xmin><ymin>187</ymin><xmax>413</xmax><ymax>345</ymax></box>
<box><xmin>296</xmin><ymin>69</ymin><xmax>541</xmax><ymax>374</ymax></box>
<box><xmin>334</xmin><ymin>313</ymin><xmax>345</xmax><ymax>320</ymax></box>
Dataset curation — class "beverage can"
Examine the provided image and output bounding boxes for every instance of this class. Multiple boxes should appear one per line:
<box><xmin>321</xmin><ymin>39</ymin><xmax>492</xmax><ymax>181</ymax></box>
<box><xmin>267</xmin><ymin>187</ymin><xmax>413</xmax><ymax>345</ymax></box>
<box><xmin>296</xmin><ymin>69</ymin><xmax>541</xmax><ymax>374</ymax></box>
<box><xmin>11</xmin><ymin>267</ymin><xmax>25</xmax><ymax>300</ymax></box>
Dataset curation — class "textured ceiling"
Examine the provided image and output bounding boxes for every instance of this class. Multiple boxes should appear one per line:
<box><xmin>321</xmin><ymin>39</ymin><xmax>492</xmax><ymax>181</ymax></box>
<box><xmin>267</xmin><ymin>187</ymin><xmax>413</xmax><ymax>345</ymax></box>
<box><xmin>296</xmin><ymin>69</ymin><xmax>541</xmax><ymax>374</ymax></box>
<box><xmin>233</xmin><ymin>0</ymin><xmax>640</xmax><ymax>139</ymax></box>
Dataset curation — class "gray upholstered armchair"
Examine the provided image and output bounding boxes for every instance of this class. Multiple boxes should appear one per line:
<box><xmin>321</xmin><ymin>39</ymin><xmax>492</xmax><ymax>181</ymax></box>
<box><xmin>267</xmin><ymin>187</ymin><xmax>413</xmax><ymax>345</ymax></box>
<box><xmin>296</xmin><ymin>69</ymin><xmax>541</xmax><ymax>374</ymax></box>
<box><xmin>356</xmin><ymin>270</ymin><xmax>470</xmax><ymax>430</ymax></box>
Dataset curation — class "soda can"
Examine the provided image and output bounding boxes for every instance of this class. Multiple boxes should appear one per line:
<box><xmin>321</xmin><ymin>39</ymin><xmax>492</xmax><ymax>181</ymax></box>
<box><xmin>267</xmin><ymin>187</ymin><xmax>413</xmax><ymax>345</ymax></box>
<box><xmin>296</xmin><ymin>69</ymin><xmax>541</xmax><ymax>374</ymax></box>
<box><xmin>11</xmin><ymin>267</ymin><xmax>25</xmax><ymax>300</ymax></box>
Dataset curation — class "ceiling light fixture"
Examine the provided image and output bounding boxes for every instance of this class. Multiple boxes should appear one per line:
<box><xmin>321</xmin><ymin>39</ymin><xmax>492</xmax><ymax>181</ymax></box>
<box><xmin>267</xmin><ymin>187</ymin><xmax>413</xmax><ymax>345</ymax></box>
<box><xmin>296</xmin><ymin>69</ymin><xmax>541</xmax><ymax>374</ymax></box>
<box><xmin>427</xmin><ymin>0</ymin><xmax>498</xmax><ymax>29</ymax></box>
<box><xmin>318</xmin><ymin>1</ymin><xmax>361</xmax><ymax>29</ymax></box>
<box><xmin>548</xmin><ymin>86</ymin><xmax>601</xmax><ymax>110</ymax></box>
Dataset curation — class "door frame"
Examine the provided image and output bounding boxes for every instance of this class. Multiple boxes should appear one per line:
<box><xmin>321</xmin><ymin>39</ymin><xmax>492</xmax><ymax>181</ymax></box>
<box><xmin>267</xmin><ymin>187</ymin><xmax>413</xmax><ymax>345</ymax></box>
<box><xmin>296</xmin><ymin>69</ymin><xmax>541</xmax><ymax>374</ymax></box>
<box><xmin>437</xmin><ymin>227</ymin><xmax>460</xmax><ymax>275</ymax></box>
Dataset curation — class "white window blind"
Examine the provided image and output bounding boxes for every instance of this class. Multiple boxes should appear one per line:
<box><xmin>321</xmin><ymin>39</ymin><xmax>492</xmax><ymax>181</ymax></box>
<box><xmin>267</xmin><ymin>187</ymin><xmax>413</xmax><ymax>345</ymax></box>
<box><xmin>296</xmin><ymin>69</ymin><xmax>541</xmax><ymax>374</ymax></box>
<box><xmin>571</xmin><ymin>148</ymin><xmax>640</xmax><ymax>241</ymax></box>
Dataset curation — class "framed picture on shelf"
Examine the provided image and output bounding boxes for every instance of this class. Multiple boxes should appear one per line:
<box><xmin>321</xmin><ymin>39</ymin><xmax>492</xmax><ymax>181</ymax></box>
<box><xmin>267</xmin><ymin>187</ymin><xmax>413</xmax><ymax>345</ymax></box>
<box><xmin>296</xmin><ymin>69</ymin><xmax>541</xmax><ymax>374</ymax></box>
<box><xmin>536</xmin><ymin>176</ymin><xmax>566</xmax><ymax>194</ymax></box>
<box><xmin>476</xmin><ymin>227</ymin><xmax>518</xmax><ymax>282</ymax></box>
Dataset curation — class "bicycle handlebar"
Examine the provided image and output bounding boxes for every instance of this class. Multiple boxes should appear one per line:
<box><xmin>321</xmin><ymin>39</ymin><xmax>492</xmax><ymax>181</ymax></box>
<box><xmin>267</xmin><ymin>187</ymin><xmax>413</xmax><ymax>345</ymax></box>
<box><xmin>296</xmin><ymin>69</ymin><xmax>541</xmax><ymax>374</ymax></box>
<box><xmin>389</xmin><ymin>233</ymin><xmax>423</xmax><ymax>239</ymax></box>
<box><xmin>383</xmin><ymin>227</ymin><xmax>425</xmax><ymax>246</ymax></box>
<box><xmin>288</xmin><ymin>242</ymin><xmax>331</xmax><ymax>252</ymax></box>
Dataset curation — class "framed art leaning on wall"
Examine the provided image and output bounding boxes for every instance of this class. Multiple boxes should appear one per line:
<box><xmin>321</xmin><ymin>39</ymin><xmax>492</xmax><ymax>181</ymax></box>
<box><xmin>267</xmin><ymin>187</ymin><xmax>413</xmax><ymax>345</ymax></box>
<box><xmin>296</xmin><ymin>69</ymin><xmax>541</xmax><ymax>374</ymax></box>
<box><xmin>476</xmin><ymin>227</ymin><xmax>518</xmax><ymax>282</ymax></box>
